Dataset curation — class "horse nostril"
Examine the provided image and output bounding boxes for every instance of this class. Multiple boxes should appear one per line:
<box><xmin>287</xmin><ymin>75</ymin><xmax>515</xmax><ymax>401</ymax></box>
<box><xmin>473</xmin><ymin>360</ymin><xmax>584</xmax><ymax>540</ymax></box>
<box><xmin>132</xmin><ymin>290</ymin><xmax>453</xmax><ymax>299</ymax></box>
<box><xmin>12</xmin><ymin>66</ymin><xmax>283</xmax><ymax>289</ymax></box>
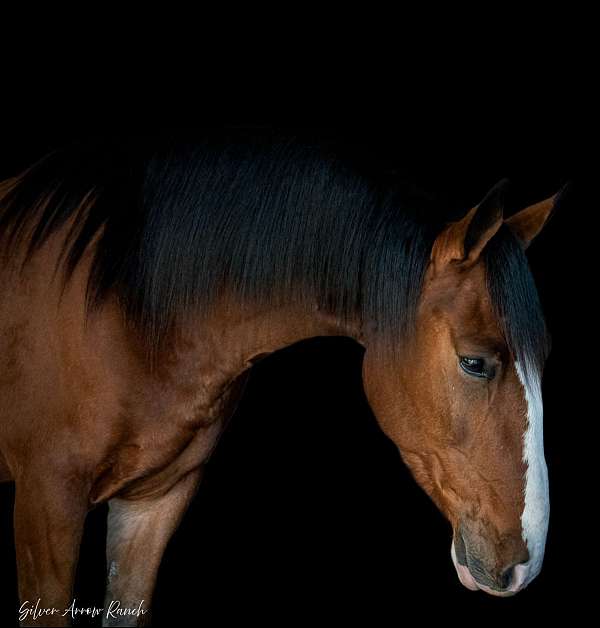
<box><xmin>499</xmin><ymin>566</ymin><xmax>514</xmax><ymax>590</ymax></box>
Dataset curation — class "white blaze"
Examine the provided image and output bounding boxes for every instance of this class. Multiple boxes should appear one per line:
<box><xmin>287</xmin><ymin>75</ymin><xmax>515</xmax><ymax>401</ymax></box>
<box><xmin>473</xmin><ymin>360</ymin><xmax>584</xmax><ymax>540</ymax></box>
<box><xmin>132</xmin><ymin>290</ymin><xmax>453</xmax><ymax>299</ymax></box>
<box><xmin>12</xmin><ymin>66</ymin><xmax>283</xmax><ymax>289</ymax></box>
<box><xmin>514</xmin><ymin>360</ymin><xmax>550</xmax><ymax>586</ymax></box>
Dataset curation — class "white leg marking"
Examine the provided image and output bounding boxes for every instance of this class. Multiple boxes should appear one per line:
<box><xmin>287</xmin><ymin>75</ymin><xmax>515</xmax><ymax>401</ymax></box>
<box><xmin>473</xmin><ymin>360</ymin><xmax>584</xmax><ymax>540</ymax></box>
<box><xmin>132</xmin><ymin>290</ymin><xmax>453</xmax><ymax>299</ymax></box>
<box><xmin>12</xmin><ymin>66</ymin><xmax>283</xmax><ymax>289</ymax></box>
<box><xmin>514</xmin><ymin>360</ymin><xmax>550</xmax><ymax>586</ymax></box>
<box><xmin>108</xmin><ymin>560</ymin><xmax>119</xmax><ymax>585</ymax></box>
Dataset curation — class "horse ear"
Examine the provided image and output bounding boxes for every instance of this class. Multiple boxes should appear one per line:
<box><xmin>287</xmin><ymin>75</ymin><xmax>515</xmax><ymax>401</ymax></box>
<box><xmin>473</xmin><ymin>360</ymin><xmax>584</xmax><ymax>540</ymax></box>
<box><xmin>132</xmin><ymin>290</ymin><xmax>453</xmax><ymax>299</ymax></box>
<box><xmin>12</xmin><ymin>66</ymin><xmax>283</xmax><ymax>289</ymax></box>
<box><xmin>431</xmin><ymin>179</ymin><xmax>507</xmax><ymax>271</ymax></box>
<box><xmin>504</xmin><ymin>185</ymin><xmax>567</xmax><ymax>249</ymax></box>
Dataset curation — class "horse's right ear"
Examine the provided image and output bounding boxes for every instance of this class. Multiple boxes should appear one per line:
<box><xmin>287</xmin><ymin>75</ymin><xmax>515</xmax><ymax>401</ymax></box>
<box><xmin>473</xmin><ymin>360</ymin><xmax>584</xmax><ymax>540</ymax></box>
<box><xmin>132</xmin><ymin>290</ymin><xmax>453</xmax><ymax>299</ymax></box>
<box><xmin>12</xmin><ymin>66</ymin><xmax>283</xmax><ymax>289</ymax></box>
<box><xmin>431</xmin><ymin>179</ymin><xmax>508</xmax><ymax>273</ymax></box>
<box><xmin>504</xmin><ymin>183</ymin><xmax>569</xmax><ymax>249</ymax></box>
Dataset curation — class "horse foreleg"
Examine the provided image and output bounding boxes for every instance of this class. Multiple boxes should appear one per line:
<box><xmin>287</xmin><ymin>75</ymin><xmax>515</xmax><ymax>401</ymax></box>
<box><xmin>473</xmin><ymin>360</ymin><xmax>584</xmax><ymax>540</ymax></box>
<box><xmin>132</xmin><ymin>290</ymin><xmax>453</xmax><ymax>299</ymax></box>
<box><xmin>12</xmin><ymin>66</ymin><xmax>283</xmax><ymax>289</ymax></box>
<box><xmin>13</xmin><ymin>471</ymin><xmax>88</xmax><ymax>627</ymax></box>
<box><xmin>103</xmin><ymin>468</ymin><xmax>202</xmax><ymax>627</ymax></box>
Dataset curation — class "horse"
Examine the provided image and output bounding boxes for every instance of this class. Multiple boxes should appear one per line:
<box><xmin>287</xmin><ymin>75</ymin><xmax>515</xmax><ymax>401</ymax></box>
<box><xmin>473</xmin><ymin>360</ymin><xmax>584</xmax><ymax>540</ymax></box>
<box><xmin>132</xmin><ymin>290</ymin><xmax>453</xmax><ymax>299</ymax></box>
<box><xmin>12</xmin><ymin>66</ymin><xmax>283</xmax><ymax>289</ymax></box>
<box><xmin>0</xmin><ymin>133</ymin><xmax>561</xmax><ymax>626</ymax></box>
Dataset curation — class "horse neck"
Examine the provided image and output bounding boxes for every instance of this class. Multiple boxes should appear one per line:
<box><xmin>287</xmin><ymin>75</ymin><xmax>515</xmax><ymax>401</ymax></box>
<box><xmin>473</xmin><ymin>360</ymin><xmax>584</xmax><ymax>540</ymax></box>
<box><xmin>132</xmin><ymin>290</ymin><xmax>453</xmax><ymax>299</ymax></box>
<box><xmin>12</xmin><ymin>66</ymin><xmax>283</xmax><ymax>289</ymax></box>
<box><xmin>169</xmin><ymin>299</ymin><xmax>363</xmax><ymax>389</ymax></box>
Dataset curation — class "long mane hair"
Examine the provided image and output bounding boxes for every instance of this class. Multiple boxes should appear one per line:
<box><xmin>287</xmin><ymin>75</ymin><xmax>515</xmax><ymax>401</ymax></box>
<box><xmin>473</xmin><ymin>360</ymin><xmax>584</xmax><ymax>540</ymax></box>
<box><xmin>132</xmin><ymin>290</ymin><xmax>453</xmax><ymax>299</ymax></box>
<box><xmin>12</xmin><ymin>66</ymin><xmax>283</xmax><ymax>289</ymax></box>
<box><xmin>0</xmin><ymin>130</ymin><xmax>549</xmax><ymax>370</ymax></box>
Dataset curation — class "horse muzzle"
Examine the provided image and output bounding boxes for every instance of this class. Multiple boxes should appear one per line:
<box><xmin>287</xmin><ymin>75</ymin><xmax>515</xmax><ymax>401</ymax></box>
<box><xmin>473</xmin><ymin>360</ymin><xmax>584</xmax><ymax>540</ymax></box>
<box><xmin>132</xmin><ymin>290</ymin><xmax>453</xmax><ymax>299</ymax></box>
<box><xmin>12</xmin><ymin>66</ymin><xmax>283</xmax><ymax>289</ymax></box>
<box><xmin>450</xmin><ymin>525</ymin><xmax>533</xmax><ymax>596</ymax></box>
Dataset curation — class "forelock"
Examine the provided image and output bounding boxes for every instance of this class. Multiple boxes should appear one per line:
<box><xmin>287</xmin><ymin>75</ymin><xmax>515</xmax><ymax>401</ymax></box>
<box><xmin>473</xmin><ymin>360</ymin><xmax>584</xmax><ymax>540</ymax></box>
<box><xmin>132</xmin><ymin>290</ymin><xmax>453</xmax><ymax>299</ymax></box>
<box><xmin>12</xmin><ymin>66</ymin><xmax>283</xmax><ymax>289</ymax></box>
<box><xmin>482</xmin><ymin>224</ymin><xmax>550</xmax><ymax>380</ymax></box>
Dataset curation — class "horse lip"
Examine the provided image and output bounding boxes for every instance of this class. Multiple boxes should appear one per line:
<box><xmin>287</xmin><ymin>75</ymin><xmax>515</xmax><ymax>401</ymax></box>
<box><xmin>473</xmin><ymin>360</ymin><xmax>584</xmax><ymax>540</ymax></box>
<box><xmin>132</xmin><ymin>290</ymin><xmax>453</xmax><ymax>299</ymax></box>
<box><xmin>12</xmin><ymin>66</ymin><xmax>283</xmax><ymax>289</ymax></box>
<box><xmin>452</xmin><ymin>527</ymin><xmax>469</xmax><ymax>566</ymax></box>
<box><xmin>451</xmin><ymin>541</ymin><xmax>479</xmax><ymax>591</ymax></box>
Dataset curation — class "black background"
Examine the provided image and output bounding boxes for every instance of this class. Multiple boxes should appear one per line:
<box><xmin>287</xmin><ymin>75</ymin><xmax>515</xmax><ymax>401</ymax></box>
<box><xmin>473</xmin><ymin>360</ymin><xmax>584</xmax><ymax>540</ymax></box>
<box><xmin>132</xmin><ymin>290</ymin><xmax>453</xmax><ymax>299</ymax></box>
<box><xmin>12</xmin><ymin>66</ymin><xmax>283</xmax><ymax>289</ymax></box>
<box><xmin>0</xmin><ymin>120</ymin><xmax>594</xmax><ymax>625</ymax></box>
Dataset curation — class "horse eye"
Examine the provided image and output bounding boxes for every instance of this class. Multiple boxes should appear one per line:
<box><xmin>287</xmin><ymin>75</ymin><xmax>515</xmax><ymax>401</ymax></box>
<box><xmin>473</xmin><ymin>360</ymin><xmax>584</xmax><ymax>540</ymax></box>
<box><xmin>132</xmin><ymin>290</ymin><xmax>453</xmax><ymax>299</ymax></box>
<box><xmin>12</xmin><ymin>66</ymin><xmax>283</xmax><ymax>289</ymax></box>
<box><xmin>459</xmin><ymin>356</ymin><xmax>490</xmax><ymax>379</ymax></box>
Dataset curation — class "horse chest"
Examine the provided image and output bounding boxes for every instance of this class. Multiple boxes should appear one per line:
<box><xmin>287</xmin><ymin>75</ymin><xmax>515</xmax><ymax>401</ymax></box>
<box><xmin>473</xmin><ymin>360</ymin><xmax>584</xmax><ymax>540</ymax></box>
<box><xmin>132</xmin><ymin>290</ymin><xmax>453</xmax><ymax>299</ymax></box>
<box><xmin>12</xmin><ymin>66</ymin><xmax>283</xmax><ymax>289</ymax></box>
<box><xmin>89</xmin><ymin>371</ymin><xmax>249</xmax><ymax>503</ymax></box>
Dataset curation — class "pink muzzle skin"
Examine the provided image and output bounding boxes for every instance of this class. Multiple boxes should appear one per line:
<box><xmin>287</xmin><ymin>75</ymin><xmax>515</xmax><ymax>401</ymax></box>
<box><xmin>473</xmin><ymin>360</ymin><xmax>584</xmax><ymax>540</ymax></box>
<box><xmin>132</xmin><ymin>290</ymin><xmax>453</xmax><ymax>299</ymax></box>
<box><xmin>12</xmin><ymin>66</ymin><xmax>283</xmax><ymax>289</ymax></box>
<box><xmin>450</xmin><ymin>542</ymin><xmax>530</xmax><ymax>597</ymax></box>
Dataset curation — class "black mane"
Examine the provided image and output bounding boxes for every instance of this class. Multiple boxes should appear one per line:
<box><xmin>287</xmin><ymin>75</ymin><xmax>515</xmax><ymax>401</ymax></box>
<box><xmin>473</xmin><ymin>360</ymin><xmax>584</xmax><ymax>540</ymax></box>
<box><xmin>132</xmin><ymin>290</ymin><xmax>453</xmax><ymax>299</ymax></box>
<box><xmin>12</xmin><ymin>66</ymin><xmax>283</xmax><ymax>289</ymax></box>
<box><xmin>0</xmin><ymin>131</ymin><xmax>548</xmax><ymax>371</ymax></box>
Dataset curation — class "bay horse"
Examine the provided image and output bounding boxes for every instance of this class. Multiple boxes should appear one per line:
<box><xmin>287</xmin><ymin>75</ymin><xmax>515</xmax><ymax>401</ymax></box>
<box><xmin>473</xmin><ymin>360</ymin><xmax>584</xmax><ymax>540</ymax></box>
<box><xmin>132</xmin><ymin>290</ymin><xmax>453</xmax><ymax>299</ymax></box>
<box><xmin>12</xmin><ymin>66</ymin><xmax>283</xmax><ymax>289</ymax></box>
<box><xmin>0</xmin><ymin>134</ymin><xmax>561</xmax><ymax>626</ymax></box>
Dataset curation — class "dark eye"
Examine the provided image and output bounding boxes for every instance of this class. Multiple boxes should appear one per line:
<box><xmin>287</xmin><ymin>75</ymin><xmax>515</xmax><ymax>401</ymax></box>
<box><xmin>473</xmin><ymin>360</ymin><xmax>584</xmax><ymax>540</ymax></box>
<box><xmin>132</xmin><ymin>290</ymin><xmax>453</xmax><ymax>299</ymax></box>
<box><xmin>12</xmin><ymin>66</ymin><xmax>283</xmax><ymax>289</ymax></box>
<box><xmin>459</xmin><ymin>356</ymin><xmax>491</xmax><ymax>379</ymax></box>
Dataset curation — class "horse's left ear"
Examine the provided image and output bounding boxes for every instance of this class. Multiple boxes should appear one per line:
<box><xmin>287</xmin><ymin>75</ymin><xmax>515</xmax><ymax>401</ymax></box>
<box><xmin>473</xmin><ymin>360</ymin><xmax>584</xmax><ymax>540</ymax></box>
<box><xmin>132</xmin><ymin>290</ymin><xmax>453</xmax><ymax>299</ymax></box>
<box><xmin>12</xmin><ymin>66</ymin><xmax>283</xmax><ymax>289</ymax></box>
<box><xmin>504</xmin><ymin>184</ymin><xmax>568</xmax><ymax>249</ymax></box>
<box><xmin>431</xmin><ymin>178</ymin><xmax>507</xmax><ymax>271</ymax></box>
